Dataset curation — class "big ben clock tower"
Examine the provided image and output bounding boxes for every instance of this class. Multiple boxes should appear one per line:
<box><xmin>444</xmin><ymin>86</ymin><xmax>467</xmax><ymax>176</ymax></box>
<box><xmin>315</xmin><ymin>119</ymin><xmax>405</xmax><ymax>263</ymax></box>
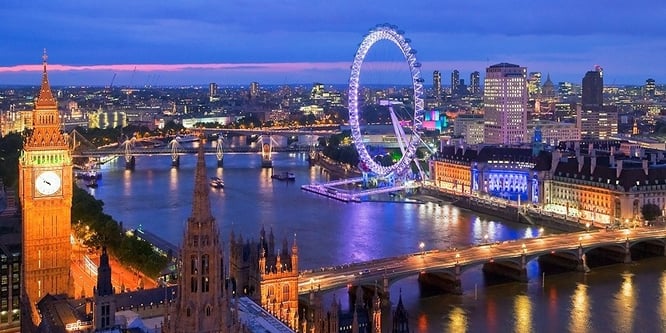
<box><xmin>19</xmin><ymin>50</ymin><xmax>73</xmax><ymax>324</ymax></box>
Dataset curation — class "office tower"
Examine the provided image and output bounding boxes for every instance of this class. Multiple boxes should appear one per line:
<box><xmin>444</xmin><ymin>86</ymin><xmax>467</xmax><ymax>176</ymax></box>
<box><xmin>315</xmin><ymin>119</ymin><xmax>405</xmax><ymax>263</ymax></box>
<box><xmin>558</xmin><ymin>82</ymin><xmax>573</xmax><ymax>99</ymax></box>
<box><xmin>483</xmin><ymin>63</ymin><xmax>528</xmax><ymax>145</ymax></box>
<box><xmin>451</xmin><ymin>70</ymin><xmax>460</xmax><ymax>96</ymax></box>
<box><xmin>208</xmin><ymin>82</ymin><xmax>218</xmax><ymax>98</ymax></box>
<box><xmin>528</xmin><ymin>72</ymin><xmax>542</xmax><ymax>100</ymax></box>
<box><xmin>470</xmin><ymin>71</ymin><xmax>480</xmax><ymax>95</ymax></box>
<box><xmin>582</xmin><ymin>66</ymin><xmax>603</xmax><ymax>107</ymax></box>
<box><xmin>433</xmin><ymin>70</ymin><xmax>442</xmax><ymax>99</ymax></box>
<box><xmin>580</xmin><ymin>66</ymin><xmax>617</xmax><ymax>139</ymax></box>
<box><xmin>645</xmin><ymin>78</ymin><xmax>656</xmax><ymax>98</ymax></box>
<box><xmin>250</xmin><ymin>81</ymin><xmax>260</xmax><ymax>99</ymax></box>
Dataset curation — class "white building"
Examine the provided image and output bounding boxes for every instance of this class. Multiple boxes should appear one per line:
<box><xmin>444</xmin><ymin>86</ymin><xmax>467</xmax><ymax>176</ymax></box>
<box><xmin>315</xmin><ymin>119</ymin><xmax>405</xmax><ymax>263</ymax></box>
<box><xmin>483</xmin><ymin>63</ymin><xmax>528</xmax><ymax>145</ymax></box>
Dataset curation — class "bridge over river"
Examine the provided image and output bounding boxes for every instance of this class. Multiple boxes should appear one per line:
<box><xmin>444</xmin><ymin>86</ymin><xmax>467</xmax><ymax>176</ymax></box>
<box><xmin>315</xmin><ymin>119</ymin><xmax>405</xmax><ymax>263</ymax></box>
<box><xmin>298</xmin><ymin>226</ymin><xmax>666</xmax><ymax>299</ymax></box>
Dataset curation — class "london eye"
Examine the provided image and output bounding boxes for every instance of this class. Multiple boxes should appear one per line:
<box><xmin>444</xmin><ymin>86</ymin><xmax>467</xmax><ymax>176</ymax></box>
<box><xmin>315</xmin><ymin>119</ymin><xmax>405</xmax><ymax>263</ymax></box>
<box><xmin>347</xmin><ymin>24</ymin><xmax>425</xmax><ymax>179</ymax></box>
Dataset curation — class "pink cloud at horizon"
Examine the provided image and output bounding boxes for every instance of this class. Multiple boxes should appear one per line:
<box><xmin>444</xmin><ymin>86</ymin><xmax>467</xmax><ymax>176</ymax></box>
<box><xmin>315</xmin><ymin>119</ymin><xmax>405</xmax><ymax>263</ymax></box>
<box><xmin>0</xmin><ymin>60</ymin><xmax>496</xmax><ymax>74</ymax></box>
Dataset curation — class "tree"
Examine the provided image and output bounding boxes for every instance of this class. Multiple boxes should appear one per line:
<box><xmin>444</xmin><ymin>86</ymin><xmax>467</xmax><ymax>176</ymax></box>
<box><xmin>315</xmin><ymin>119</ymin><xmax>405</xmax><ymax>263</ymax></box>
<box><xmin>641</xmin><ymin>203</ymin><xmax>662</xmax><ymax>221</ymax></box>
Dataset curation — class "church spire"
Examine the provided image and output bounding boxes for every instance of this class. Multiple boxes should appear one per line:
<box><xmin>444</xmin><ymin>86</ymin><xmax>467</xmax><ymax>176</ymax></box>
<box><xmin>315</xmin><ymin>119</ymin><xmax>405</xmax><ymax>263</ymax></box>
<box><xmin>96</xmin><ymin>246</ymin><xmax>113</xmax><ymax>296</ymax></box>
<box><xmin>190</xmin><ymin>141</ymin><xmax>212</xmax><ymax>223</ymax></box>
<box><xmin>36</xmin><ymin>48</ymin><xmax>56</xmax><ymax>109</ymax></box>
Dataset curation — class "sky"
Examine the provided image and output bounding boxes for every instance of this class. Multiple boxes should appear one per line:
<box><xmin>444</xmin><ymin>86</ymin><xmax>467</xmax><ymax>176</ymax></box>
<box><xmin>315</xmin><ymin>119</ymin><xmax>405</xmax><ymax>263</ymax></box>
<box><xmin>1</xmin><ymin>0</ymin><xmax>665</xmax><ymax>87</ymax></box>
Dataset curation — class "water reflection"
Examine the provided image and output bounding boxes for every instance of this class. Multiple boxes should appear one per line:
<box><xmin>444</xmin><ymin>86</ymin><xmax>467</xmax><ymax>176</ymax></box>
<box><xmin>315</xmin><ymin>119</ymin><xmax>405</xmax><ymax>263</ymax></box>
<box><xmin>446</xmin><ymin>306</ymin><xmax>467</xmax><ymax>333</ymax></box>
<box><xmin>613</xmin><ymin>273</ymin><xmax>636</xmax><ymax>332</ymax></box>
<box><xmin>569</xmin><ymin>283</ymin><xmax>590</xmax><ymax>333</ymax></box>
<box><xmin>513</xmin><ymin>294</ymin><xmax>532</xmax><ymax>333</ymax></box>
<box><xmin>661</xmin><ymin>272</ymin><xmax>666</xmax><ymax>328</ymax></box>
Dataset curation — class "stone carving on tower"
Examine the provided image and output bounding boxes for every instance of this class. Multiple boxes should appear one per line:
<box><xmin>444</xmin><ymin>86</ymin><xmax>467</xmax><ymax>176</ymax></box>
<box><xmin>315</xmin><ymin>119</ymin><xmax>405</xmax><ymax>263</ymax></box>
<box><xmin>163</xmin><ymin>144</ymin><xmax>244</xmax><ymax>332</ymax></box>
<box><xmin>19</xmin><ymin>50</ymin><xmax>74</xmax><ymax>327</ymax></box>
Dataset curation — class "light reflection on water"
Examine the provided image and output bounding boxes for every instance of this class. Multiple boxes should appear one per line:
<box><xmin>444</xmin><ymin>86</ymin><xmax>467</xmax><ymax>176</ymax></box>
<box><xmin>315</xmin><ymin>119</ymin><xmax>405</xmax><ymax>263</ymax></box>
<box><xmin>87</xmin><ymin>152</ymin><xmax>666</xmax><ymax>332</ymax></box>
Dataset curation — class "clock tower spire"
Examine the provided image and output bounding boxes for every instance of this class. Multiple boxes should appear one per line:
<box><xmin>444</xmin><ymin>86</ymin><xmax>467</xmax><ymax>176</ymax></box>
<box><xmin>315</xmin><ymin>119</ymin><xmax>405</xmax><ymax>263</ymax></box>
<box><xmin>19</xmin><ymin>51</ymin><xmax>74</xmax><ymax>328</ymax></box>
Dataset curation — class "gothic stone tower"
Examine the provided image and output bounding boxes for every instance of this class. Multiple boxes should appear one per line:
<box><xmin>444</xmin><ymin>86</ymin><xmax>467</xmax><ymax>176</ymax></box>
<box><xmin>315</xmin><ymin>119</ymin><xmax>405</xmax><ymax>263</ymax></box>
<box><xmin>258</xmin><ymin>235</ymin><xmax>299</xmax><ymax>329</ymax></box>
<box><xmin>163</xmin><ymin>144</ymin><xmax>240</xmax><ymax>332</ymax></box>
<box><xmin>19</xmin><ymin>50</ymin><xmax>73</xmax><ymax>325</ymax></box>
<box><xmin>93</xmin><ymin>246</ymin><xmax>116</xmax><ymax>331</ymax></box>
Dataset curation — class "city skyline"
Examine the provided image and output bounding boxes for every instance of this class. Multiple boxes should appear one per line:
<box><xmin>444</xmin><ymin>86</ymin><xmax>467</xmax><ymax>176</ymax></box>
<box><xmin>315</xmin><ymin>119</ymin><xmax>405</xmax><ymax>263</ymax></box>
<box><xmin>1</xmin><ymin>1</ymin><xmax>666</xmax><ymax>86</ymax></box>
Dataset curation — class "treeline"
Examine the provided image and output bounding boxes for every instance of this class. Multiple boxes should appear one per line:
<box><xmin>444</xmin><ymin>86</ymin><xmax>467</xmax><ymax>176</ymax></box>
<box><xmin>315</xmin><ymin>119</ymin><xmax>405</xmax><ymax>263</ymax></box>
<box><xmin>318</xmin><ymin>132</ymin><xmax>359</xmax><ymax>167</ymax></box>
<box><xmin>71</xmin><ymin>186</ymin><xmax>168</xmax><ymax>277</ymax></box>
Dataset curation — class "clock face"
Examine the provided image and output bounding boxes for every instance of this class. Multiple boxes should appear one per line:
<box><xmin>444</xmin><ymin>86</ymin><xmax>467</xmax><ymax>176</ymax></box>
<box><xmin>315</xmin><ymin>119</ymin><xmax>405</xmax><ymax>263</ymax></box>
<box><xmin>35</xmin><ymin>170</ymin><xmax>62</xmax><ymax>196</ymax></box>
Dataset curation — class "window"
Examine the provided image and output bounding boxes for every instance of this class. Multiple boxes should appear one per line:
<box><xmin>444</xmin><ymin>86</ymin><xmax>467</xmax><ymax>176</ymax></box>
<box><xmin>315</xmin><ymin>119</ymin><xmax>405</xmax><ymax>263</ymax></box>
<box><xmin>282</xmin><ymin>284</ymin><xmax>290</xmax><ymax>301</ymax></box>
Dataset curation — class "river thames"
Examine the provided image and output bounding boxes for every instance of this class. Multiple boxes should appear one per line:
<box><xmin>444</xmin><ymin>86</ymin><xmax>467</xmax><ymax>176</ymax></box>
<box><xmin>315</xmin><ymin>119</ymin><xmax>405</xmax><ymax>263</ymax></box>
<box><xmin>82</xmin><ymin>151</ymin><xmax>666</xmax><ymax>333</ymax></box>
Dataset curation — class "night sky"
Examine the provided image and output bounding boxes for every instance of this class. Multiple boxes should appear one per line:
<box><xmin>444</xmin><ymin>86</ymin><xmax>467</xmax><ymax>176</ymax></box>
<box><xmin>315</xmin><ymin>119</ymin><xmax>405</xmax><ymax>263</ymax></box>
<box><xmin>1</xmin><ymin>1</ymin><xmax>664</xmax><ymax>86</ymax></box>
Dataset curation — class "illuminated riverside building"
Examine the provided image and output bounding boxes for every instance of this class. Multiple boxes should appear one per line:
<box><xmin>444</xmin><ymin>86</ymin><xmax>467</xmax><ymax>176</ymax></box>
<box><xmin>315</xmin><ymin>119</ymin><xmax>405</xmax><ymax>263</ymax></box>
<box><xmin>483</xmin><ymin>63</ymin><xmax>528</xmax><ymax>145</ymax></box>
<box><xmin>429</xmin><ymin>145</ymin><xmax>552</xmax><ymax>204</ymax></box>
<box><xmin>544</xmin><ymin>141</ymin><xmax>666</xmax><ymax>226</ymax></box>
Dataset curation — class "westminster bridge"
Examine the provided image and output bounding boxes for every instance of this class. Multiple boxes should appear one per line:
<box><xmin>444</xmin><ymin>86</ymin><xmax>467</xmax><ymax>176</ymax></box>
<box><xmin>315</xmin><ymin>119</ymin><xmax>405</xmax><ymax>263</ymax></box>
<box><xmin>298</xmin><ymin>226</ymin><xmax>666</xmax><ymax>300</ymax></box>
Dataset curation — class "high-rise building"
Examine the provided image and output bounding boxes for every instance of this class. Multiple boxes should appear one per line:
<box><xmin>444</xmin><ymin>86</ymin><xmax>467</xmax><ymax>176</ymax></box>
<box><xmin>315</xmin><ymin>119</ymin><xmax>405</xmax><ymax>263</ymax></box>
<box><xmin>163</xmin><ymin>144</ymin><xmax>245</xmax><ymax>332</ymax></box>
<box><xmin>580</xmin><ymin>66</ymin><xmax>616</xmax><ymax>139</ymax></box>
<box><xmin>19</xmin><ymin>51</ymin><xmax>74</xmax><ymax>327</ymax></box>
<box><xmin>250</xmin><ymin>81</ymin><xmax>260</xmax><ymax>99</ymax></box>
<box><xmin>528</xmin><ymin>72</ymin><xmax>542</xmax><ymax>100</ymax></box>
<box><xmin>483</xmin><ymin>63</ymin><xmax>528</xmax><ymax>145</ymax></box>
<box><xmin>645</xmin><ymin>78</ymin><xmax>656</xmax><ymax>98</ymax></box>
<box><xmin>470</xmin><ymin>71</ymin><xmax>481</xmax><ymax>95</ymax></box>
<box><xmin>451</xmin><ymin>70</ymin><xmax>460</xmax><ymax>96</ymax></box>
<box><xmin>209</xmin><ymin>82</ymin><xmax>218</xmax><ymax>99</ymax></box>
<box><xmin>558</xmin><ymin>82</ymin><xmax>574</xmax><ymax>99</ymax></box>
<box><xmin>433</xmin><ymin>70</ymin><xmax>442</xmax><ymax>99</ymax></box>
<box><xmin>582</xmin><ymin>66</ymin><xmax>603</xmax><ymax>107</ymax></box>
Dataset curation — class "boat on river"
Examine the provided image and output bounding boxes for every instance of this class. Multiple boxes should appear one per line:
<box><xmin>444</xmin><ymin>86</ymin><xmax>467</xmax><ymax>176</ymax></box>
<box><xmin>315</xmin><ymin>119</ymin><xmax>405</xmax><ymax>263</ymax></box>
<box><xmin>210</xmin><ymin>177</ymin><xmax>224</xmax><ymax>189</ymax></box>
<box><xmin>271</xmin><ymin>171</ymin><xmax>295</xmax><ymax>181</ymax></box>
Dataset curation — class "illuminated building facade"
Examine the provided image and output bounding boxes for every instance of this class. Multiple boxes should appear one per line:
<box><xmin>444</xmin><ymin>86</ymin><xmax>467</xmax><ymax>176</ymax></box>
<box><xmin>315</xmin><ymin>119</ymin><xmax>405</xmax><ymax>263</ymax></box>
<box><xmin>0</xmin><ymin>216</ymin><xmax>20</xmax><ymax>333</ymax></box>
<box><xmin>645</xmin><ymin>78</ymin><xmax>656</xmax><ymax>98</ymax></box>
<box><xmin>18</xmin><ymin>51</ymin><xmax>74</xmax><ymax>327</ymax></box>
<box><xmin>483</xmin><ymin>63</ymin><xmax>528</xmax><ymax>145</ymax></box>
<box><xmin>0</xmin><ymin>105</ymin><xmax>33</xmax><ymax>137</ymax></box>
<box><xmin>528</xmin><ymin>72</ymin><xmax>542</xmax><ymax>100</ymax></box>
<box><xmin>229</xmin><ymin>227</ymin><xmax>299</xmax><ymax>330</ymax></box>
<box><xmin>88</xmin><ymin>107</ymin><xmax>128</xmax><ymax>129</ymax></box>
<box><xmin>545</xmin><ymin>141</ymin><xmax>666</xmax><ymax>226</ymax></box>
<box><xmin>430</xmin><ymin>146</ymin><xmax>552</xmax><ymax>204</ymax></box>
<box><xmin>453</xmin><ymin>114</ymin><xmax>484</xmax><ymax>145</ymax></box>
<box><xmin>422</xmin><ymin>110</ymin><xmax>447</xmax><ymax>131</ymax></box>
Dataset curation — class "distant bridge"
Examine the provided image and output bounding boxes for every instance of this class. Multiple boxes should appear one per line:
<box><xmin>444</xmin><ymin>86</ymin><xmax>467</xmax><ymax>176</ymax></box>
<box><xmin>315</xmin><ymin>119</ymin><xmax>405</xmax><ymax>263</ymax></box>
<box><xmin>298</xmin><ymin>227</ymin><xmax>666</xmax><ymax>298</ymax></box>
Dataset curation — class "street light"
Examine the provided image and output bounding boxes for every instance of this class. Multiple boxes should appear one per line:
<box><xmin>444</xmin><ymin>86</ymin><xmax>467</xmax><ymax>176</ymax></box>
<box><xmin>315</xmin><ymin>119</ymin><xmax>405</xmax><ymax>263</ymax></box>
<box><xmin>521</xmin><ymin>243</ymin><xmax>527</xmax><ymax>254</ymax></box>
<box><xmin>419</xmin><ymin>242</ymin><xmax>425</xmax><ymax>255</ymax></box>
<box><xmin>483</xmin><ymin>234</ymin><xmax>489</xmax><ymax>244</ymax></box>
<box><xmin>578</xmin><ymin>235</ymin><xmax>583</xmax><ymax>247</ymax></box>
<box><xmin>585</xmin><ymin>222</ymin><xmax>590</xmax><ymax>232</ymax></box>
<box><xmin>455</xmin><ymin>253</ymin><xmax>460</xmax><ymax>264</ymax></box>
<box><xmin>539</xmin><ymin>227</ymin><xmax>544</xmax><ymax>237</ymax></box>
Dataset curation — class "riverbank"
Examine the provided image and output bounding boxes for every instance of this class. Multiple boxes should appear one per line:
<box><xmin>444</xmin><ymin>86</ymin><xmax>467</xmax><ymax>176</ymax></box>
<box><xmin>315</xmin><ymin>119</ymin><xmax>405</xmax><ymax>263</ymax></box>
<box><xmin>420</xmin><ymin>186</ymin><xmax>586</xmax><ymax>233</ymax></box>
